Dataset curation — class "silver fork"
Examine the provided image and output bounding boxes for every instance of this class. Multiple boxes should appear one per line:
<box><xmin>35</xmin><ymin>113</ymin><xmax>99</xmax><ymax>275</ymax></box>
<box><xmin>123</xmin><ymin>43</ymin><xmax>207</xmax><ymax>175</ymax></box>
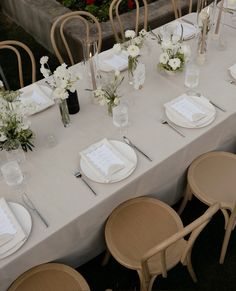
<box><xmin>160</xmin><ymin>117</ymin><xmax>185</xmax><ymax>137</ymax></box>
<box><xmin>74</xmin><ymin>170</ymin><xmax>97</xmax><ymax>196</ymax></box>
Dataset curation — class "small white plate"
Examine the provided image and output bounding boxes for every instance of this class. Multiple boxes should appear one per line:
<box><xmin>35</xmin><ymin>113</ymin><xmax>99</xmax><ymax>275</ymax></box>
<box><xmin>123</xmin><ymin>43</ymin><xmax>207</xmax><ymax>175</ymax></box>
<box><xmin>20</xmin><ymin>84</ymin><xmax>54</xmax><ymax>115</ymax></box>
<box><xmin>98</xmin><ymin>51</ymin><xmax>128</xmax><ymax>72</ymax></box>
<box><xmin>165</xmin><ymin>96</ymin><xmax>216</xmax><ymax>128</ymax></box>
<box><xmin>0</xmin><ymin>202</ymin><xmax>32</xmax><ymax>259</ymax></box>
<box><xmin>80</xmin><ymin>140</ymin><xmax>137</xmax><ymax>183</ymax></box>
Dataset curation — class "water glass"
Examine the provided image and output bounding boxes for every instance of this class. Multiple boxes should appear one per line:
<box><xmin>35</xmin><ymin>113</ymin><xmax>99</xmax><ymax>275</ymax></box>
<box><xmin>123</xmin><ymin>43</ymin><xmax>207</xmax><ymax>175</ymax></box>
<box><xmin>184</xmin><ymin>64</ymin><xmax>200</xmax><ymax>95</ymax></box>
<box><xmin>112</xmin><ymin>103</ymin><xmax>129</xmax><ymax>134</ymax></box>
<box><xmin>1</xmin><ymin>160</ymin><xmax>24</xmax><ymax>186</ymax></box>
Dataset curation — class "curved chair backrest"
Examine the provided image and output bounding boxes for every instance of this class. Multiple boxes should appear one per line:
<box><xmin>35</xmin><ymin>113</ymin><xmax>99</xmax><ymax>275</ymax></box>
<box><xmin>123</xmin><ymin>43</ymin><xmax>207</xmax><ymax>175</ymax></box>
<box><xmin>8</xmin><ymin>263</ymin><xmax>90</xmax><ymax>291</ymax></box>
<box><xmin>141</xmin><ymin>203</ymin><xmax>220</xmax><ymax>285</ymax></box>
<box><xmin>0</xmin><ymin>40</ymin><xmax>36</xmax><ymax>88</ymax></box>
<box><xmin>171</xmin><ymin>0</ymin><xmax>193</xmax><ymax>19</ymax></box>
<box><xmin>109</xmin><ymin>0</ymin><xmax>148</xmax><ymax>43</ymax></box>
<box><xmin>50</xmin><ymin>11</ymin><xmax>102</xmax><ymax>65</ymax></box>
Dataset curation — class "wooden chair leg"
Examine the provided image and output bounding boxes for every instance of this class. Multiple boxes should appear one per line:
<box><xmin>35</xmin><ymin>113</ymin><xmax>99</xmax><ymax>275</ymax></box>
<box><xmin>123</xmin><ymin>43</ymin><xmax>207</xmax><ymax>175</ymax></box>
<box><xmin>186</xmin><ymin>253</ymin><xmax>197</xmax><ymax>282</ymax></box>
<box><xmin>220</xmin><ymin>207</ymin><xmax>236</xmax><ymax>264</ymax></box>
<box><xmin>101</xmin><ymin>249</ymin><xmax>111</xmax><ymax>266</ymax></box>
<box><xmin>221</xmin><ymin>209</ymin><xmax>229</xmax><ymax>230</ymax></box>
<box><xmin>178</xmin><ymin>183</ymin><xmax>193</xmax><ymax>215</ymax></box>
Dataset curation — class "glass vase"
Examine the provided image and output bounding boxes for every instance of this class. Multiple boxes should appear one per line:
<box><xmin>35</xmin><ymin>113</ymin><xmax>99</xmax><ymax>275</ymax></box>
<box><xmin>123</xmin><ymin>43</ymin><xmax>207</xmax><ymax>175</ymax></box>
<box><xmin>107</xmin><ymin>103</ymin><xmax>114</xmax><ymax>116</ymax></box>
<box><xmin>59</xmin><ymin>99</ymin><xmax>71</xmax><ymax>127</ymax></box>
<box><xmin>4</xmin><ymin>139</ymin><xmax>25</xmax><ymax>165</ymax></box>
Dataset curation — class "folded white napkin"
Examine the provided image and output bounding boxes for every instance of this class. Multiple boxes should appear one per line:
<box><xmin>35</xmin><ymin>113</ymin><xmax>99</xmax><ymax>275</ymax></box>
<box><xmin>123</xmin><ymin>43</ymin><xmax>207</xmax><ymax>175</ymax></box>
<box><xmin>229</xmin><ymin>63</ymin><xmax>236</xmax><ymax>79</ymax></box>
<box><xmin>164</xmin><ymin>94</ymin><xmax>215</xmax><ymax>127</ymax></box>
<box><xmin>99</xmin><ymin>50</ymin><xmax>128</xmax><ymax>72</ymax></box>
<box><xmin>175</xmin><ymin>22</ymin><xmax>196</xmax><ymax>39</ymax></box>
<box><xmin>80</xmin><ymin>139</ymin><xmax>135</xmax><ymax>182</ymax></box>
<box><xmin>0</xmin><ymin>198</ymin><xmax>26</xmax><ymax>256</ymax></box>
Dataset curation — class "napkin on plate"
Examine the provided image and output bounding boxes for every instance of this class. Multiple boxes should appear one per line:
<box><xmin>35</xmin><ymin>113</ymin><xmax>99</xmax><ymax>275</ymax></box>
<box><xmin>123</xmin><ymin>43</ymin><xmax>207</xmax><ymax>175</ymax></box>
<box><xmin>164</xmin><ymin>94</ymin><xmax>215</xmax><ymax>127</ymax></box>
<box><xmin>80</xmin><ymin>138</ymin><xmax>135</xmax><ymax>182</ymax></box>
<box><xmin>0</xmin><ymin>198</ymin><xmax>26</xmax><ymax>256</ymax></box>
<box><xmin>99</xmin><ymin>51</ymin><xmax>128</xmax><ymax>72</ymax></box>
<box><xmin>175</xmin><ymin>22</ymin><xmax>196</xmax><ymax>40</ymax></box>
<box><xmin>229</xmin><ymin>63</ymin><xmax>236</xmax><ymax>80</ymax></box>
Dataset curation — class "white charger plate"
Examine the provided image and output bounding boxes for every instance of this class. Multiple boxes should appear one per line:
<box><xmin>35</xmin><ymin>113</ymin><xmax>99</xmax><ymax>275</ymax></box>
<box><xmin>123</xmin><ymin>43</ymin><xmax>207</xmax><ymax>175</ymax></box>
<box><xmin>98</xmin><ymin>51</ymin><xmax>128</xmax><ymax>72</ymax></box>
<box><xmin>165</xmin><ymin>96</ymin><xmax>216</xmax><ymax>128</ymax></box>
<box><xmin>0</xmin><ymin>202</ymin><xmax>32</xmax><ymax>259</ymax></box>
<box><xmin>80</xmin><ymin>140</ymin><xmax>137</xmax><ymax>183</ymax></box>
<box><xmin>20</xmin><ymin>84</ymin><xmax>54</xmax><ymax>115</ymax></box>
<box><xmin>160</xmin><ymin>21</ymin><xmax>197</xmax><ymax>41</ymax></box>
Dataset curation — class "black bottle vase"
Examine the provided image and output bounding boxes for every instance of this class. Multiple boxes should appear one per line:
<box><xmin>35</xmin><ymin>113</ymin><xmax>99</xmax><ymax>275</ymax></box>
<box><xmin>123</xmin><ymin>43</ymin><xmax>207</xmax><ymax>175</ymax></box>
<box><xmin>66</xmin><ymin>90</ymin><xmax>80</xmax><ymax>114</ymax></box>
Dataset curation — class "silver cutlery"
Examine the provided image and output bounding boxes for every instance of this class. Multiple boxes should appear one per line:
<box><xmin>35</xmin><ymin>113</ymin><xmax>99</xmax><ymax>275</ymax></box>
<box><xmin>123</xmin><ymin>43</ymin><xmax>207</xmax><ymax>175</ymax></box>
<box><xmin>74</xmin><ymin>170</ymin><xmax>97</xmax><ymax>196</ymax></box>
<box><xmin>123</xmin><ymin>136</ymin><xmax>152</xmax><ymax>162</ymax></box>
<box><xmin>209</xmin><ymin>100</ymin><xmax>226</xmax><ymax>112</ymax></box>
<box><xmin>22</xmin><ymin>193</ymin><xmax>49</xmax><ymax>228</ymax></box>
<box><xmin>160</xmin><ymin>117</ymin><xmax>185</xmax><ymax>137</ymax></box>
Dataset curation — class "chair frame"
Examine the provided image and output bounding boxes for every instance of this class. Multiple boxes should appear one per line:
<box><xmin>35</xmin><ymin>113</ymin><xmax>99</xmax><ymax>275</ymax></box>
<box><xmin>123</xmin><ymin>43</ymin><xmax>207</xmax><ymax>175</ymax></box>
<box><xmin>105</xmin><ymin>197</ymin><xmax>219</xmax><ymax>291</ymax></box>
<box><xmin>109</xmin><ymin>0</ymin><xmax>148</xmax><ymax>43</ymax></box>
<box><xmin>0</xmin><ymin>40</ymin><xmax>36</xmax><ymax>88</ymax></box>
<box><xmin>50</xmin><ymin>11</ymin><xmax>102</xmax><ymax>65</ymax></box>
<box><xmin>171</xmin><ymin>0</ymin><xmax>193</xmax><ymax>19</ymax></box>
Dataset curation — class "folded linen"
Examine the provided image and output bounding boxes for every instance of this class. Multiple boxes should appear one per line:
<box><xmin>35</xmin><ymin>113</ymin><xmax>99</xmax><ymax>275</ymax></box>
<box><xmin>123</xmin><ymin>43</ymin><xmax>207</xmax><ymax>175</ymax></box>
<box><xmin>0</xmin><ymin>198</ymin><xmax>26</xmax><ymax>256</ymax></box>
<box><xmin>80</xmin><ymin>139</ymin><xmax>135</xmax><ymax>182</ymax></box>
<box><xmin>99</xmin><ymin>51</ymin><xmax>128</xmax><ymax>72</ymax></box>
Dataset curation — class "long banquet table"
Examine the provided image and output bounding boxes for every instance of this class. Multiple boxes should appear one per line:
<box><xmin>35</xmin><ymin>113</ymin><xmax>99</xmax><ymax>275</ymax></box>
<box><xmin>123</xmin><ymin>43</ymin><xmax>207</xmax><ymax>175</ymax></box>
<box><xmin>1</xmin><ymin>12</ymin><xmax>236</xmax><ymax>290</ymax></box>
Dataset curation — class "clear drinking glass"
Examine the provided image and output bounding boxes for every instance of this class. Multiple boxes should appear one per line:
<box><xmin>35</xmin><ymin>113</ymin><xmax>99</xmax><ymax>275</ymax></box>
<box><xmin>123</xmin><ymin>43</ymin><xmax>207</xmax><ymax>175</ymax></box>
<box><xmin>1</xmin><ymin>160</ymin><xmax>24</xmax><ymax>187</ymax></box>
<box><xmin>184</xmin><ymin>64</ymin><xmax>200</xmax><ymax>96</ymax></box>
<box><xmin>5</xmin><ymin>139</ymin><xmax>25</xmax><ymax>165</ymax></box>
<box><xmin>112</xmin><ymin>103</ymin><xmax>129</xmax><ymax>134</ymax></box>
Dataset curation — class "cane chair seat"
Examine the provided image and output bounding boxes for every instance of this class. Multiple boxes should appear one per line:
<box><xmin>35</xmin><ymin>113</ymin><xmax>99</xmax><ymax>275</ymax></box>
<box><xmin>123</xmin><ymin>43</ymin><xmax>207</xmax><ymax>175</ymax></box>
<box><xmin>105</xmin><ymin>196</ymin><xmax>219</xmax><ymax>291</ymax></box>
<box><xmin>8</xmin><ymin>263</ymin><xmax>90</xmax><ymax>291</ymax></box>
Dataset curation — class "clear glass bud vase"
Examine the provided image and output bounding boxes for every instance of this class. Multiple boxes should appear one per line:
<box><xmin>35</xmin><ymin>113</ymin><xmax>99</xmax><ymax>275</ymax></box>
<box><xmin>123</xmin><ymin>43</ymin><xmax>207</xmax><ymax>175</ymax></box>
<box><xmin>59</xmin><ymin>99</ymin><xmax>71</xmax><ymax>128</ymax></box>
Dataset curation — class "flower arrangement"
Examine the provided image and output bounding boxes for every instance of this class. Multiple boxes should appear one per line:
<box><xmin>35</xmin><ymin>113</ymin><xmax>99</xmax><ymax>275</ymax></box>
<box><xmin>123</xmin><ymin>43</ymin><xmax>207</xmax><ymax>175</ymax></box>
<box><xmin>157</xmin><ymin>29</ymin><xmax>191</xmax><ymax>73</ymax></box>
<box><xmin>93</xmin><ymin>70</ymin><xmax>124</xmax><ymax>115</ymax></box>
<box><xmin>0</xmin><ymin>81</ymin><xmax>34</xmax><ymax>152</ymax></box>
<box><xmin>40</xmin><ymin>56</ymin><xmax>80</xmax><ymax>127</ymax></box>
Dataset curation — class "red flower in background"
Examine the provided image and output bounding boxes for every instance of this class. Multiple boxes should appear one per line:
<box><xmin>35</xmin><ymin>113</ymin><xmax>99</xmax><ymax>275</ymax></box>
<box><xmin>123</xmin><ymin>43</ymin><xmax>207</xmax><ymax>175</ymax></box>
<box><xmin>128</xmin><ymin>0</ymin><xmax>135</xmax><ymax>9</ymax></box>
<box><xmin>86</xmin><ymin>0</ymin><xmax>95</xmax><ymax>5</ymax></box>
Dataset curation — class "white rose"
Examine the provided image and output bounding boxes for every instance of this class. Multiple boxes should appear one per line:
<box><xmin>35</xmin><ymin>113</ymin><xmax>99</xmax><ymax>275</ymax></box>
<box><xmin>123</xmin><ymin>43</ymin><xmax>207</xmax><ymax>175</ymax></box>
<box><xmin>40</xmin><ymin>56</ymin><xmax>49</xmax><ymax>65</ymax></box>
<box><xmin>0</xmin><ymin>133</ymin><xmax>7</xmax><ymax>142</ymax></box>
<box><xmin>168</xmin><ymin>58</ymin><xmax>181</xmax><ymax>71</ymax></box>
<box><xmin>53</xmin><ymin>88</ymin><xmax>68</xmax><ymax>100</ymax></box>
<box><xmin>125</xmin><ymin>30</ymin><xmax>136</xmax><ymax>39</ymax></box>
<box><xmin>159</xmin><ymin>52</ymin><xmax>169</xmax><ymax>64</ymax></box>
<box><xmin>113</xmin><ymin>43</ymin><xmax>121</xmax><ymax>54</ymax></box>
<box><xmin>127</xmin><ymin>45</ymin><xmax>140</xmax><ymax>58</ymax></box>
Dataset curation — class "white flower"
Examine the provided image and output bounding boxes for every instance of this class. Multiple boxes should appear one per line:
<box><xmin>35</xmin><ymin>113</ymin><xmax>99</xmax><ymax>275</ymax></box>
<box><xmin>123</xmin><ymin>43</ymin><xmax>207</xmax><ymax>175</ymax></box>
<box><xmin>114</xmin><ymin>98</ymin><xmax>120</xmax><ymax>105</ymax></box>
<box><xmin>161</xmin><ymin>39</ymin><xmax>173</xmax><ymax>50</ymax></box>
<box><xmin>21</xmin><ymin>119</ymin><xmax>31</xmax><ymax>130</ymax></box>
<box><xmin>0</xmin><ymin>133</ymin><xmax>7</xmax><ymax>142</ymax></box>
<box><xmin>113</xmin><ymin>43</ymin><xmax>122</xmax><ymax>54</ymax></box>
<box><xmin>69</xmin><ymin>86</ymin><xmax>76</xmax><ymax>93</ymax></box>
<box><xmin>40</xmin><ymin>56</ymin><xmax>49</xmax><ymax>65</ymax></box>
<box><xmin>168</xmin><ymin>58</ymin><xmax>181</xmax><ymax>71</ymax></box>
<box><xmin>0</xmin><ymin>81</ymin><xmax>3</xmax><ymax>88</ymax></box>
<box><xmin>53</xmin><ymin>88</ymin><xmax>68</xmax><ymax>100</ymax></box>
<box><xmin>139</xmin><ymin>29</ymin><xmax>147</xmax><ymax>37</ymax></box>
<box><xmin>125</xmin><ymin>30</ymin><xmax>136</xmax><ymax>39</ymax></box>
<box><xmin>40</xmin><ymin>67</ymin><xmax>50</xmax><ymax>78</ymax></box>
<box><xmin>199</xmin><ymin>8</ymin><xmax>210</xmax><ymax>21</ymax></box>
<box><xmin>159</xmin><ymin>52</ymin><xmax>169</xmax><ymax>64</ymax></box>
<box><xmin>133</xmin><ymin>36</ymin><xmax>143</xmax><ymax>47</ymax></box>
<box><xmin>127</xmin><ymin>45</ymin><xmax>140</xmax><ymax>58</ymax></box>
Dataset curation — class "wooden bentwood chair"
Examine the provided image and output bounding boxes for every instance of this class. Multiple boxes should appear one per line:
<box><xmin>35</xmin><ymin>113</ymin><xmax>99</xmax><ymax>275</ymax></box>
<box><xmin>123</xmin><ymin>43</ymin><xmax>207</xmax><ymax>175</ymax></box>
<box><xmin>178</xmin><ymin>151</ymin><xmax>236</xmax><ymax>264</ymax></box>
<box><xmin>0</xmin><ymin>40</ymin><xmax>36</xmax><ymax>88</ymax></box>
<box><xmin>171</xmin><ymin>0</ymin><xmax>209</xmax><ymax>19</ymax></box>
<box><xmin>109</xmin><ymin>0</ymin><xmax>148</xmax><ymax>43</ymax></box>
<box><xmin>105</xmin><ymin>197</ymin><xmax>219</xmax><ymax>291</ymax></box>
<box><xmin>50</xmin><ymin>11</ymin><xmax>102</xmax><ymax>65</ymax></box>
<box><xmin>8</xmin><ymin>263</ymin><xmax>90</xmax><ymax>291</ymax></box>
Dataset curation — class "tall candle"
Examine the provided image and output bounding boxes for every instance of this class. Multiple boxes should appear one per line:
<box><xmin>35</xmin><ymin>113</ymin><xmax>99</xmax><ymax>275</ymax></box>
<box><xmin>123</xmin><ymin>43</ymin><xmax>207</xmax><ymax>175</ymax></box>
<box><xmin>89</xmin><ymin>52</ymin><xmax>97</xmax><ymax>90</ymax></box>
<box><xmin>215</xmin><ymin>0</ymin><xmax>225</xmax><ymax>35</ymax></box>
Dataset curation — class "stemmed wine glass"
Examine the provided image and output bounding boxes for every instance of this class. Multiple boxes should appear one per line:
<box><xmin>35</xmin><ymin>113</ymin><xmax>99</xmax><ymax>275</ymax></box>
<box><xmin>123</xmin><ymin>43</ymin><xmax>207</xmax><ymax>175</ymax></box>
<box><xmin>184</xmin><ymin>63</ymin><xmax>200</xmax><ymax>96</ymax></box>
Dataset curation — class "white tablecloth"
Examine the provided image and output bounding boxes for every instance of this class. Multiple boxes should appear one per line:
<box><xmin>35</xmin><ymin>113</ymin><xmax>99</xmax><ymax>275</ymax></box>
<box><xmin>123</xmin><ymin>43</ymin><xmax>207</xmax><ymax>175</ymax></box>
<box><xmin>1</xmin><ymin>13</ymin><xmax>236</xmax><ymax>290</ymax></box>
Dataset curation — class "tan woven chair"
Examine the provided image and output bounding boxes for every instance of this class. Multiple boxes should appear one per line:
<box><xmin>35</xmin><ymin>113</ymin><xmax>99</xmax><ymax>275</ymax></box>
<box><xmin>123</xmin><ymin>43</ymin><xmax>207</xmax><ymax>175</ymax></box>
<box><xmin>105</xmin><ymin>196</ymin><xmax>219</xmax><ymax>291</ymax></box>
<box><xmin>178</xmin><ymin>151</ymin><xmax>236</xmax><ymax>264</ymax></box>
<box><xmin>8</xmin><ymin>263</ymin><xmax>90</xmax><ymax>291</ymax></box>
<box><xmin>0</xmin><ymin>40</ymin><xmax>36</xmax><ymax>88</ymax></box>
<box><xmin>109</xmin><ymin>0</ymin><xmax>148</xmax><ymax>43</ymax></box>
<box><xmin>50</xmin><ymin>11</ymin><xmax>102</xmax><ymax>65</ymax></box>
<box><xmin>171</xmin><ymin>0</ymin><xmax>208</xmax><ymax>19</ymax></box>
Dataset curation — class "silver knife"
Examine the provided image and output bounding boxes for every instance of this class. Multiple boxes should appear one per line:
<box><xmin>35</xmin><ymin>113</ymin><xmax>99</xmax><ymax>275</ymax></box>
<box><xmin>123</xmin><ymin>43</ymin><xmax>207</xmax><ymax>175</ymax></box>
<box><xmin>209</xmin><ymin>100</ymin><xmax>226</xmax><ymax>112</ymax></box>
<box><xmin>123</xmin><ymin>136</ymin><xmax>152</xmax><ymax>162</ymax></box>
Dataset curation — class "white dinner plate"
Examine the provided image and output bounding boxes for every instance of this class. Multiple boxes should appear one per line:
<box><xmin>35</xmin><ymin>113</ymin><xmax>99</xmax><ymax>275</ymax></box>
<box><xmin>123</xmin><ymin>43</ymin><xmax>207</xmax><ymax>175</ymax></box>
<box><xmin>98</xmin><ymin>50</ymin><xmax>128</xmax><ymax>72</ymax></box>
<box><xmin>160</xmin><ymin>21</ymin><xmax>197</xmax><ymax>41</ymax></box>
<box><xmin>165</xmin><ymin>96</ymin><xmax>216</xmax><ymax>128</ymax></box>
<box><xmin>80</xmin><ymin>140</ymin><xmax>137</xmax><ymax>183</ymax></box>
<box><xmin>20</xmin><ymin>84</ymin><xmax>54</xmax><ymax>115</ymax></box>
<box><xmin>0</xmin><ymin>202</ymin><xmax>32</xmax><ymax>259</ymax></box>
